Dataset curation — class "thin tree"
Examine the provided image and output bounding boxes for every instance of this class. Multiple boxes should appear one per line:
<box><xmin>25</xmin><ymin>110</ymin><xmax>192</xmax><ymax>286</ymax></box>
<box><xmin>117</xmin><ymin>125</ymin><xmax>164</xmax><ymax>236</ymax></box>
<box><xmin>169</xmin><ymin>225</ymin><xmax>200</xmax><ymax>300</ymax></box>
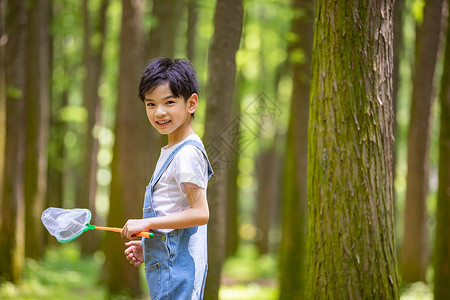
<box><xmin>306</xmin><ymin>0</ymin><xmax>400</xmax><ymax>298</ymax></box>
<box><xmin>103</xmin><ymin>0</ymin><xmax>159</xmax><ymax>297</ymax></box>
<box><xmin>433</xmin><ymin>0</ymin><xmax>450</xmax><ymax>297</ymax></box>
<box><xmin>392</xmin><ymin>0</ymin><xmax>404</xmax><ymax>198</ymax></box>
<box><xmin>278</xmin><ymin>0</ymin><xmax>314</xmax><ymax>298</ymax></box>
<box><xmin>225</xmin><ymin>72</ymin><xmax>242</xmax><ymax>258</ymax></box>
<box><xmin>255</xmin><ymin>144</ymin><xmax>282</xmax><ymax>255</ymax></box>
<box><xmin>187</xmin><ymin>0</ymin><xmax>198</xmax><ymax>63</ymax></box>
<box><xmin>253</xmin><ymin>7</ymin><xmax>286</xmax><ymax>256</ymax></box>
<box><xmin>147</xmin><ymin>0</ymin><xmax>183</xmax><ymax>60</ymax></box>
<box><xmin>24</xmin><ymin>0</ymin><xmax>50</xmax><ymax>260</ymax></box>
<box><xmin>46</xmin><ymin>1</ymin><xmax>68</xmax><ymax>215</ymax></box>
<box><xmin>46</xmin><ymin>71</ymin><xmax>68</xmax><ymax>213</ymax></box>
<box><xmin>144</xmin><ymin>0</ymin><xmax>184</xmax><ymax>151</ymax></box>
<box><xmin>401</xmin><ymin>0</ymin><xmax>444</xmax><ymax>282</ymax></box>
<box><xmin>78</xmin><ymin>0</ymin><xmax>109</xmax><ymax>254</ymax></box>
<box><xmin>393</xmin><ymin>0</ymin><xmax>404</xmax><ymax>127</ymax></box>
<box><xmin>0</xmin><ymin>0</ymin><xmax>6</xmax><ymax>203</ymax></box>
<box><xmin>202</xmin><ymin>0</ymin><xmax>243</xmax><ymax>298</ymax></box>
<box><xmin>0</xmin><ymin>0</ymin><xmax>27</xmax><ymax>283</ymax></box>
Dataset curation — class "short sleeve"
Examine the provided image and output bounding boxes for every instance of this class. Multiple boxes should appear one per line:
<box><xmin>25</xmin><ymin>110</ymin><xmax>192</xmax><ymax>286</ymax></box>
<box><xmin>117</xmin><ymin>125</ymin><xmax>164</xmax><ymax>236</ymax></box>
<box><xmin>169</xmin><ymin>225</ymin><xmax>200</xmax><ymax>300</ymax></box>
<box><xmin>171</xmin><ymin>145</ymin><xmax>208</xmax><ymax>193</ymax></box>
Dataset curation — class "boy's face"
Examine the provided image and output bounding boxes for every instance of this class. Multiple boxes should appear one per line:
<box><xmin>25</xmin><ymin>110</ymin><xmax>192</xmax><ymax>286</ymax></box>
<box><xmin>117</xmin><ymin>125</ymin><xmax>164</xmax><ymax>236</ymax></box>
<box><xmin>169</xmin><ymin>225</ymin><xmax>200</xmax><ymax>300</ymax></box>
<box><xmin>144</xmin><ymin>82</ymin><xmax>198</xmax><ymax>137</ymax></box>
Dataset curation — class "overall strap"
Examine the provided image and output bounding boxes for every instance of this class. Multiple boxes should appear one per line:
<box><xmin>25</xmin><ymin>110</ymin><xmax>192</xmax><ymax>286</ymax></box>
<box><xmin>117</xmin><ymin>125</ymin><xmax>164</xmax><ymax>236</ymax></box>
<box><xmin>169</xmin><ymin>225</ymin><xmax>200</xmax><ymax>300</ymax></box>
<box><xmin>150</xmin><ymin>140</ymin><xmax>213</xmax><ymax>190</ymax></box>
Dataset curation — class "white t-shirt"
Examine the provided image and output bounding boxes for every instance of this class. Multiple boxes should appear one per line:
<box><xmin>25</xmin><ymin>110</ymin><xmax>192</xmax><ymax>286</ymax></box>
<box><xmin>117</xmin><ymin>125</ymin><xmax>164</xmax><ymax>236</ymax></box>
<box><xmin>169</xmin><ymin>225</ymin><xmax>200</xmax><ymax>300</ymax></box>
<box><xmin>152</xmin><ymin>134</ymin><xmax>209</xmax><ymax>233</ymax></box>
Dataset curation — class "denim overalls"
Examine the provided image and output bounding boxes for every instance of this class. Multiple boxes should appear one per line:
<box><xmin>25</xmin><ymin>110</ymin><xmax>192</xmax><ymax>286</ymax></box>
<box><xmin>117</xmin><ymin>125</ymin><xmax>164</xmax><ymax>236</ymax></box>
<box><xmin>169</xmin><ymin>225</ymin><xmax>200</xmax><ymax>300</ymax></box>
<box><xmin>142</xmin><ymin>140</ymin><xmax>213</xmax><ymax>300</ymax></box>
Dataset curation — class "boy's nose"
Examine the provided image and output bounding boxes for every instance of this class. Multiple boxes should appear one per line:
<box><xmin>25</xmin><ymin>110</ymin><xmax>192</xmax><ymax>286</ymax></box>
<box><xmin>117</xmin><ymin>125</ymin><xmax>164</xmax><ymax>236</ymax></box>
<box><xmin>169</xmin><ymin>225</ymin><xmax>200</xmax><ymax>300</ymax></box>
<box><xmin>155</xmin><ymin>106</ymin><xmax>166</xmax><ymax>117</ymax></box>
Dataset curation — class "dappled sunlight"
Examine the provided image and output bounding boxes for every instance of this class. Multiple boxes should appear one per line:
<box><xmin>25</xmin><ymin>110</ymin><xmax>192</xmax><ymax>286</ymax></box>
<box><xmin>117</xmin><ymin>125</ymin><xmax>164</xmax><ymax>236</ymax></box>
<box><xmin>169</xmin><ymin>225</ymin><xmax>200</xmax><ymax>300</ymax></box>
<box><xmin>400</xmin><ymin>282</ymin><xmax>433</xmax><ymax>300</ymax></box>
<box><xmin>220</xmin><ymin>284</ymin><xmax>279</xmax><ymax>300</ymax></box>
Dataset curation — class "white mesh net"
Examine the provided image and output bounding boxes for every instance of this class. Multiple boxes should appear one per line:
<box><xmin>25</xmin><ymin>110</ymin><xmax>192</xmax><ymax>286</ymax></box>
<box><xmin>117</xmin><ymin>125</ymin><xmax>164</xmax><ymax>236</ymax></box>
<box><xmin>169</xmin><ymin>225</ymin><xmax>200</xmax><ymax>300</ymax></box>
<box><xmin>41</xmin><ymin>207</ymin><xmax>92</xmax><ymax>243</ymax></box>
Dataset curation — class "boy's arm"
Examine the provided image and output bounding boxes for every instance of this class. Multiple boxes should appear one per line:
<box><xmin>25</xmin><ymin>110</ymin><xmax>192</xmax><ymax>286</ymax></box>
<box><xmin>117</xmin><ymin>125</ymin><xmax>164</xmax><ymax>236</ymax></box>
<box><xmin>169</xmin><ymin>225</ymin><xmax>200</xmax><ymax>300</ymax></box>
<box><xmin>121</xmin><ymin>183</ymin><xmax>209</xmax><ymax>239</ymax></box>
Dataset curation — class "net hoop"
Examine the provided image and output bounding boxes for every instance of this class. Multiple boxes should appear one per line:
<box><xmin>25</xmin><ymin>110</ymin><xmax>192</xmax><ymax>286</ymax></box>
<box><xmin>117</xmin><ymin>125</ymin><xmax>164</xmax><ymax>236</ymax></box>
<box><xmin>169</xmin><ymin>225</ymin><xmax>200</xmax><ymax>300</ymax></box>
<box><xmin>41</xmin><ymin>207</ymin><xmax>92</xmax><ymax>243</ymax></box>
<box><xmin>57</xmin><ymin>213</ymin><xmax>91</xmax><ymax>243</ymax></box>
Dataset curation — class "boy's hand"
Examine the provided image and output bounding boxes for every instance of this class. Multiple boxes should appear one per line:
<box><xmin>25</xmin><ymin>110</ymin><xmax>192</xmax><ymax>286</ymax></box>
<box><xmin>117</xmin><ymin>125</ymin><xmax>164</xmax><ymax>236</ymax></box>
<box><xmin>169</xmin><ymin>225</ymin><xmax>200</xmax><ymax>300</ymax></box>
<box><xmin>121</xmin><ymin>219</ymin><xmax>150</xmax><ymax>239</ymax></box>
<box><xmin>124</xmin><ymin>241</ymin><xmax>144</xmax><ymax>267</ymax></box>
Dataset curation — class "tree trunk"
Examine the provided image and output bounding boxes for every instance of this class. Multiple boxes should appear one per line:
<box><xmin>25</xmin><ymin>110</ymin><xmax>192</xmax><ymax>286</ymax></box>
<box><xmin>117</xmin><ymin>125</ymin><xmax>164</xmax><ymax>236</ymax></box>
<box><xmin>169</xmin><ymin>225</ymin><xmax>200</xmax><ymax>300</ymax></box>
<box><xmin>78</xmin><ymin>0</ymin><xmax>108</xmax><ymax>255</ymax></box>
<box><xmin>401</xmin><ymin>0</ymin><xmax>444</xmax><ymax>283</ymax></box>
<box><xmin>187</xmin><ymin>0</ymin><xmax>198</xmax><ymax>63</ymax></box>
<box><xmin>255</xmin><ymin>146</ymin><xmax>281</xmax><ymax>255</ymax></box>
<box><xmin>203</xmin><ymin>0</ymin><xmax>243</xmax><ymax>298</ymax></box>
<box><xmin>0</xmin><ymin>0</ymin><xmax>6</xmax><ymax>210</ymax></box>
<box><xmin>278</xmin><ymin>0</ymin><xmax>313</xmax><ymax>298</ymax></box>
<box><xmin>433</xmin><ymin>2</ymin><xmax>450</xmax><ymax>297</ymax></box>
<box><xmin>147</xmin><ymin>0</ymin><xmax>183</xmax><ymax>59</ymax></box>
<box><xmin>144</xmin><ymin>0</ymin><xmax>183</xmax><ymax>150</ymax></box>
<box><xmin>46</xmin><ymin>2</ymin><xmax>66</xmax><ymax>218</ymax></box>
<box><xmin>306</xmin><ymin>1</ymin><xmax>400</xmax><ymax>298</ymax></box>
<box><xmin>103</xmin><ymin>0</ymin><xmax>159</xmax><ymax>297</ymax></box>
<box><xmin>24</xmin><ymin>0</ymin><xmax>50</xmax><ymax>260</ymax></box>
<box><xmin>0</xmin><ymin>0</ymin><xmax>27</xmax><ymax>283</ymax></box>
<box><xmin>47</xmin><ymin>88</ymin><xmax>67</xmax><ymax>212</ymax></box>
<box><xmin>392</xmin><ymin>0</ymin><xmax>404</xmax><ymax>204</ymax></box>
<box><xmin>225</xmin><ymin>139</ymin><xmax>239</xmax><ymax>258</ymax></box>
<box><xmin>393</xmin><ymin>0</ymin><xmax>404</xmax><ymax>129</ymax></box>
<box><xmin>225</xmin><ymin>75</ymin><xmax>242</xmax><ymax>259</ymax></box>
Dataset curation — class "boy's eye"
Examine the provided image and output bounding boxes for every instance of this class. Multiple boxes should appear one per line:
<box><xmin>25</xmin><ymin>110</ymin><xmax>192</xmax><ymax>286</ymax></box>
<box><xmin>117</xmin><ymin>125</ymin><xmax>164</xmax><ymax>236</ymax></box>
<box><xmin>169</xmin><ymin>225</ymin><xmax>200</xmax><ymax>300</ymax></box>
<box><xmin>146</xmin><ymin>102</ymin><xmax>154</xmax><ymax>107</ymax></box>
<box><xmin>166</xmin><ymin>100</ymin><xmax>175</xmax><ymax>105</ymax></box>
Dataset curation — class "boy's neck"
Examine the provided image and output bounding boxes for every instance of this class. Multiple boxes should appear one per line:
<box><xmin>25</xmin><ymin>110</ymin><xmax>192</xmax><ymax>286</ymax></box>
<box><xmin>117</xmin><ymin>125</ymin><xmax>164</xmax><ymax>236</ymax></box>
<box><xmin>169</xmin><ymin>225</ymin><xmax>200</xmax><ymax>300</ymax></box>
<box><xmin>167</xmin><ymin>122</ymin><xmax>195</xmax><ymax>148</ymax></box>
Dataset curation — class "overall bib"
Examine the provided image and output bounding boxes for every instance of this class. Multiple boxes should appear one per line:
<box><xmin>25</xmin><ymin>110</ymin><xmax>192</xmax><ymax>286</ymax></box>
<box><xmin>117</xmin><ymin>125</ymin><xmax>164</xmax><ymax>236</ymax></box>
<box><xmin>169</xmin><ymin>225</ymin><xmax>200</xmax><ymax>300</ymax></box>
<box><xmin>142</xmin><ymin>140</ymin><xmax>213</xmax><ymax>300</ymax></box>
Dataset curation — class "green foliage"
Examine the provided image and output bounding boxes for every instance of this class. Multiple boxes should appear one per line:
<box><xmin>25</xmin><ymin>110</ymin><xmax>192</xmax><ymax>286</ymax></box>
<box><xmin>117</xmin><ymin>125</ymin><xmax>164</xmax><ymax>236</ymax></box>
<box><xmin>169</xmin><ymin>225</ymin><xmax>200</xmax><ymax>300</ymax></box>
<box><xmin>412</xmin><ymin>0</ymin><xmax>425</xmax><ymax>24</ymax></box>
<box><xmin>219</xmin><ymin>284</ymin><xmax>279</xmax><ymax>300</ymax></box>
<box><xmin>220</xmin><ymin>244</ymin><xmax>279</xmax><ymax>299</ymax></box>
<box><xmin>400</xmin><ymin>282</ymin><xmax>433</xmax><ymax>300</ymax></box>
<box><xmin>0</xmin><ymin>243</ymin><xmax>280</xmax><ymax>299</ymax></box>
<box><xmin>6</xmin><ymin>86</ymin><xmax>23</xmax><ymax>99</ymax></box>
<box><xmin>60</xmin><ymin>106</ymin><xmax>88</xmax><ymax>123</ymax></box>
<box><xmin>222</xmin><ymin>244</ymin><xmax>278</xmax><ymax>281</ymax></box>
<box><xmin>0</xmin><ymin>244</ymin><xmax>105</xmax><ymax>299</ymax></box>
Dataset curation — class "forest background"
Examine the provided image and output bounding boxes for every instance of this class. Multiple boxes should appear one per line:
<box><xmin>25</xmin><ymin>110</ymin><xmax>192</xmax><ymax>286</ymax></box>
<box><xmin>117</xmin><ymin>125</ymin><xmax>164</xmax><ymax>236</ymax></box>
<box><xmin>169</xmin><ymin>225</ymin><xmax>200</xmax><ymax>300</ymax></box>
<box><xmin>0</xmin><ymin>0</ymin><xmax>449</xmax><ymax>299</ymax></box>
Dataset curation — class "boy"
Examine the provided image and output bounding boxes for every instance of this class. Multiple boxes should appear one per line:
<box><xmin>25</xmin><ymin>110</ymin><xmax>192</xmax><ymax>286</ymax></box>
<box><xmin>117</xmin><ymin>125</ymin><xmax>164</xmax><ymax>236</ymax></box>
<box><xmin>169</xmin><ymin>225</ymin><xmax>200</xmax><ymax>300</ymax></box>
<box><xmin>121</xmin><ymin>58</ymin><xmax>213</xmax><ymax>299</ymax></box>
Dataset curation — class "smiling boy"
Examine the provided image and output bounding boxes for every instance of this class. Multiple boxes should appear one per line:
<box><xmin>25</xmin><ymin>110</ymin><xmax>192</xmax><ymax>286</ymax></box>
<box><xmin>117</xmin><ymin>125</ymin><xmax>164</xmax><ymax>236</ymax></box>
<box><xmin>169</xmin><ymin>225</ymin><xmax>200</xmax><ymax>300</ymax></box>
<box><xmin>121</xmin><ymin>58</ymin><xmax>213</xmax><ymax>299</ymax></box>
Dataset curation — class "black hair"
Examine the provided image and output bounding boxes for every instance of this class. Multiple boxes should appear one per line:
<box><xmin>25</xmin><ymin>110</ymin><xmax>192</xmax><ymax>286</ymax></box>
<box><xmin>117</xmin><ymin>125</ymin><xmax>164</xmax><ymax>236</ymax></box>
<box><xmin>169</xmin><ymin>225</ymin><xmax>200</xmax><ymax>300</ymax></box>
<box><xmin>138</xmin><ymin>58</ymin><xmax>199</xmax><ymax>103</ymax></box>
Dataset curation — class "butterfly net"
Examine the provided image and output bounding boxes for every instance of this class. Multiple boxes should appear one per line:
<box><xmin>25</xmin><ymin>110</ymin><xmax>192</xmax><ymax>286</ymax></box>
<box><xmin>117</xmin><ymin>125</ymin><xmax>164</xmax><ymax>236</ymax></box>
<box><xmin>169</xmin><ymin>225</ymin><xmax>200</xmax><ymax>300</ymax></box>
<box><xmin>41</xmin><ymin>207</ymin><xmax>91</xmax><ymax>243</ymax></box>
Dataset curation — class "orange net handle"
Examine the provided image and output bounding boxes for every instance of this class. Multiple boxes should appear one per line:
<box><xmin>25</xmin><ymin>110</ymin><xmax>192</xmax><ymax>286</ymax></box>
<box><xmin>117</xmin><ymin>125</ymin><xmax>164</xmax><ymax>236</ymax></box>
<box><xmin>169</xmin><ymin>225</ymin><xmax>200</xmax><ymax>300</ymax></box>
<box><xmin>93</xmin><ymin>226</ymin><xmax>154</xmax><ymax>238</ymax></box>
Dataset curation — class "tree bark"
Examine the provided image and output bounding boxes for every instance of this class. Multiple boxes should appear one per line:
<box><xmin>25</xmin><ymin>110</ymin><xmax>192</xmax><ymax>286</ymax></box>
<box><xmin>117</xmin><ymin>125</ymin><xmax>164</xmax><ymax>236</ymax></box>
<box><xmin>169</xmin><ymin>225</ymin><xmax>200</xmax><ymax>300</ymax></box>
<box><xmin>255</xmin><ymin>146</ymin><xmax>281</xmax><ymax>255</ymax></box>
<box><xmin>47</xmin><ymin>87</ymin><xmax>67</xmax><ymax>213</ymax></box>
<box><xmin>0</xmin><ymin>0</ymin><xmax>27</xmax><ymax>283</ymax></box>
<box><xmin>24</xmin><ymin>0</ymin><xmax>50</xmax><ymax>260</ymax></box>
<box><xmin>147</xmin><ymin>0</ymin><xmax>183</xmax><ymax>60</ymax></box>
<box><xmin>187</xmin><ymin>0</ymin><xmax>198</xmax><ymax>63</ymax></box>
<box><xmin>433</xmin><ymin>1</ymin><xmax>450</xmax><ymax>297</ymax></box>
<box><xmin>46</xmin><ymin>1</ymin><xmax>66</xmax><ymax>218</ymax></box>
<box><xmin>393</xmin><ymin>0</ymin><xmax>404</xmax><ymax>127</ymax></box>
<box><xmin>225</xmin><ymin>76</ymin><xmax>242</xmax><ymax>259</ymax></box>
<box><xmin>401</xmin><ymin>0</ymin><xmax>444</xmax><ymax>283</ymax></box>
<box><xmin>144</xmin><ymin>0</ymin><xmax>183</xmax><ymax>150</ymax></box>
<box><xmin>392</xmin><ymin>0</ymin><xmax>404</xmax><ymax>205</ymax></box>
<box><xmin>103</xmin><ymin>0</ymin><xmax>159</xmax><ymax>297</ymax></box>
<box><xmin>203</xmin><ymin>0</ymin><xmax>243</xmax><ymax>298</ymax></box>
<box><xmin>306</xmin><ymin>1</ymin><xmax>400</xmax><ymax>298</ymax></box>
<box><xmin>278</xmin><ymin>0</ymin><xmax>314</xmax><ymax>298</ymax></box>
<box><xmin>78</xmin><ymin>0</ymin><xmax>108</xmax><ymax>255</ymax></box>
<box><xmin>0</xmin><ymin>0</ymin><xmax>6</xmax><ymax>206</ymax></box>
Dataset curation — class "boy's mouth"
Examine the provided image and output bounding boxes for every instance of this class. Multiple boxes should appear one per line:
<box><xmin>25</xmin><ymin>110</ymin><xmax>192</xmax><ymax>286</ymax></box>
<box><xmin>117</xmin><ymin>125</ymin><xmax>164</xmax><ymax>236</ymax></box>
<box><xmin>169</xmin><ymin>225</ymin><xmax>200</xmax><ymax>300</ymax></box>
<box><xmin>156</xmin><ymin>119</ymin><xmax>171</xmax><ymax>125</ymax></box>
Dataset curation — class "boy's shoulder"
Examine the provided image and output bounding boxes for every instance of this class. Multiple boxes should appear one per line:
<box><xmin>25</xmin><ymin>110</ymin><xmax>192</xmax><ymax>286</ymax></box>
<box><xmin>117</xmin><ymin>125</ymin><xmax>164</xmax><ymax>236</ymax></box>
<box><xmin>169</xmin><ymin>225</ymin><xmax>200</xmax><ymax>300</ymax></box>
<box><xmin>173</xmin><ymin>137</ymin><xmax>207</xmax><ymax>163</ymax></box>
<box><xmin>180</xmin><ymin>134</ymin><xmax>205</xmax><ymax>149</ymax></box>
<box><xmin>176</xmin><ymin>143</ymin><xmax>205</xmax><ymax>160</ymax></box>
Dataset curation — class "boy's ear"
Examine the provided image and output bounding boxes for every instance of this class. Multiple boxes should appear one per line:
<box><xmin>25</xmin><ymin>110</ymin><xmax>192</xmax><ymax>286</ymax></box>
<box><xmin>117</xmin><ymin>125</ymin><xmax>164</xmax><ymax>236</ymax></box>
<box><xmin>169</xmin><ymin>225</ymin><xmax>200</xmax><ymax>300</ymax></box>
<box><xmin>187</xmin><ymin>93</ymin><xmax>198</xmax><ymax>114</ymax></box>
